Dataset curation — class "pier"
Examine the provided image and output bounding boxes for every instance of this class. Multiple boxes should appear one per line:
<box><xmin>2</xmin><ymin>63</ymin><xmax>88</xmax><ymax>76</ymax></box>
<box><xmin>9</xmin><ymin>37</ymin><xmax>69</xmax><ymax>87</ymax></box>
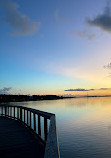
<box><xmin>0</xmin><ymin>104</ymin><xmax>60</xmax><ymax>158</ymax></box>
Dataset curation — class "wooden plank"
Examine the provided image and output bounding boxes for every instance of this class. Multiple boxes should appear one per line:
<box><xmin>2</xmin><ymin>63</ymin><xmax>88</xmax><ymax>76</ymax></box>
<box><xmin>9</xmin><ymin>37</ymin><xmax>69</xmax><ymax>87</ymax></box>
<box><xmin>0</xmin><ymin>116</ymin><xmax>45</xmax><ymax>158</ymax></box>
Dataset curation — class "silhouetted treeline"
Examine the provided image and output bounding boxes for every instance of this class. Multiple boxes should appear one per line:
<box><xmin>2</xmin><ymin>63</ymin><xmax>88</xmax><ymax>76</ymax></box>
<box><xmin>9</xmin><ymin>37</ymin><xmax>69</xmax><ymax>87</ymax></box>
<box><xmin>0</xmin><ymin>94</ymin><xmax>70</xmax><ymax>103</ymax></box>
<box><xmin>32</xmin><ymin>95</ymin><xmax>63</xmax><ymax>101</ymax></box>
<box><xmin>0</xmin><ymin>95</ymin><xmax>30</xmax><ymax>102</ymax></box>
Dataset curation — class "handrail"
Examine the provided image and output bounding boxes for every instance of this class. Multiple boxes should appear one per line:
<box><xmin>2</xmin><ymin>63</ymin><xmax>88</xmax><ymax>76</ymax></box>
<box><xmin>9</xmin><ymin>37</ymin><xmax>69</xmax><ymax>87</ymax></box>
<box><xmin>0</xmin><ymin>104</ymin><xmax>60</xmax><ymax>158</ymax></box>
<box><xmin>44</xmin><ymin>115</ymin><xmax>60</xmax><ymax>158</ymax></box>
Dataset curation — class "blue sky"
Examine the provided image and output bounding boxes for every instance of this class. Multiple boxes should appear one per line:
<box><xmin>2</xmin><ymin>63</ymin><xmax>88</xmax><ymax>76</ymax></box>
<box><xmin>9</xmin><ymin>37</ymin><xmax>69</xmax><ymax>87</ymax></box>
<box><xmin>0</xmin><ymin>0</ymin><xmax>111</xmax><ymax>95</ymax></box>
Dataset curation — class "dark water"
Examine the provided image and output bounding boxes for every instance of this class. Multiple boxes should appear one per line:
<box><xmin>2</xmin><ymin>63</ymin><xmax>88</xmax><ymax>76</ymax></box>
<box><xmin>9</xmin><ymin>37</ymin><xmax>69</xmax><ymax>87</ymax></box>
<box><xmin>9</xmin><ymin>97</ymin><xmax>111</xmax><ymax>158</ymax></box>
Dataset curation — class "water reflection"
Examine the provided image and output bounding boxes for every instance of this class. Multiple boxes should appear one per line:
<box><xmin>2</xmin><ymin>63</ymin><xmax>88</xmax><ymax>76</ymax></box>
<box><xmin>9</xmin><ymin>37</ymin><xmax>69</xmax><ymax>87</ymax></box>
<box><xmin>9</xmin><ymin>97</ymin><xmax>111</xmax><ymax>158</ymax></box>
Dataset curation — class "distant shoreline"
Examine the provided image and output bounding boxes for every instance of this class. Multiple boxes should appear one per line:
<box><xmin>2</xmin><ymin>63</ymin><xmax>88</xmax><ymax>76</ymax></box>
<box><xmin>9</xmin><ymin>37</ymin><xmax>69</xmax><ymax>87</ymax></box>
<box><xmin>0</xmin><ymin>94</ymin><xmax>74</xmax><ymax>103</ymax></box>
<box><xmin>0</xmin><ymin>94</ymin><xmax>111</xmax><ymax>103</ymax></box>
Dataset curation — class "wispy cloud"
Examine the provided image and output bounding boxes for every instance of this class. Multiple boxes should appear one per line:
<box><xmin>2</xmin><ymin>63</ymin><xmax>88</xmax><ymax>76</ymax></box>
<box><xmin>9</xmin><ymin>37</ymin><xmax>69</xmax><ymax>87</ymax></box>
<box><xmin>65</xmin><ymin>88</ymin><xmax>95</xmax><ymax>92</ymax></box>
<box><xmin>69</xmin><ymin>29</ymin><xmax>97</xmax><ymax>40</ymax></box>
<box><xmin>0</xmin><ymin>87</ymin><xmax>12</xmax><ymax>94</ymax></box>
<box><xmin>0</xmin><ymin>0</ymin><xmax>40</xmax><ymax>36</ymax></box>
<box><xmin>99</xmin><ymin>88</ymin><xmax>111</xmax><ymax>90</ymax></box>
<box><xmin>77</xmin><ymin>29</ymin><xmax>96</xmax><ymax>40</ymax></box>
<box><xmin>87</xmin><ymin>3</ymin><xmax>111</xmax><ymax>33</ymax></box>
<box><xmin>104</xmin><ymin>62</ymin><xmax>111</xmax><ymax>69</ymax></box>
<box><xmin>65</xmin><ymin>88</ymin><xmax>111</xmax><ymax>91</ymax></box>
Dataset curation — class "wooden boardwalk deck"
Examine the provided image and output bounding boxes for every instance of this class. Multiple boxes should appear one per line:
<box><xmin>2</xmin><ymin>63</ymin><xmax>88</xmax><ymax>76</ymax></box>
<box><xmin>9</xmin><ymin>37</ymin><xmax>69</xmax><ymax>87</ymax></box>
<box><xmin>0</xmin><ymin>116</ymin><xmax>45</xmax><ymax>158</ymax></box>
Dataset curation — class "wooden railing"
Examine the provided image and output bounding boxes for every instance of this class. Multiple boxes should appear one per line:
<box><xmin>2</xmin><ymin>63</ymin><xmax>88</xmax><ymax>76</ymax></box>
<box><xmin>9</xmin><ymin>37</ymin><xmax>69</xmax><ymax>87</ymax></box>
<box><xmin>0</xmin><ymin>104</ymin><xmax>60</xmax><ymax>158</ymax></box>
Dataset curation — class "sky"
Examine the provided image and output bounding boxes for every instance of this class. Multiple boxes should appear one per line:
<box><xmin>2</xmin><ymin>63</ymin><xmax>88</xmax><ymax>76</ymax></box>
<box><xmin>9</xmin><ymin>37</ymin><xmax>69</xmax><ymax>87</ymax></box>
<box><xmin>0</xmin><ymin>0</ymin><xmax>111</xmax><ymax>95</ymax></box>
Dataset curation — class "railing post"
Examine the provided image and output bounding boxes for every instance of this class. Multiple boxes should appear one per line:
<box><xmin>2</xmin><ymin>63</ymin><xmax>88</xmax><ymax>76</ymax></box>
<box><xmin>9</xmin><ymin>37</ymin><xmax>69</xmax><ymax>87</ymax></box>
<box><xmin>8</xmin><ymin>107</ymin><xmax>10</xmax><ymax>117</ymax></box>
<box><xmin>20</xmin><ymin>108</ymin><xmax>22</xmax><ymax>121</ymax></box>
<box><xmin>38</xmin><ymin>115</ymin><xmax>41</xmax><ymax>136</ymax></box>
<box><xmin>8</xmin><ymin>107</ymin><xmax>9</xmax><ymax>117</ymax></box>
<box><xmin>27</xmin><ymin>110</ymin><xmax>28</xmax><ymax>125</ymax></box>
<box><xmin>1</xmin><ymin>106</ymin><xmax>3</xmax><ymax>116</ymax></box>
<box><xmin>30</xmin><ymin>111</ymin><xmax>31</xmax><ymax>128</ymax></box>
<box><xmin>44</xmin><ymin>118</ymin><xmax>48</xmax><ymax>141</ymax></box>
<box><xmin>5</xmin><ymin>106</ymin><xmax>7</xmax><ymax>117</ymax></box>
<box><xmin>24</xmin><ymin>109</ymin><xmax>25</xmax><ymax>123</ymax></box>
<box><xmin>10</xmin><ymin>107</ymin><xmax>12</xmax><ymax>118</ymax></box>
<box><xmin>14</xmin><ymin>107</ymin><xmax>15</xmax><ymax>119</ymax></box>
<box><xmin>17</xmin><ymin>108</ymin><xmax>19</xmax><ymax>119</ymax></box>
<box><xmin>34</xmin><ymin>113</ymin><xmax>36</xmax><ymax>132</ymax></box>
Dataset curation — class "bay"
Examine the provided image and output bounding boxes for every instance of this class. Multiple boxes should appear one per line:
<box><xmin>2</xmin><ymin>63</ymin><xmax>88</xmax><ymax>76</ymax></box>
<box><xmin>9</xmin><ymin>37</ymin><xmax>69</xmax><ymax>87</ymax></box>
<box><xmin>9</xmin><ymin>97</ymin><xmax>111</xmax><ymax>158</ymax></box>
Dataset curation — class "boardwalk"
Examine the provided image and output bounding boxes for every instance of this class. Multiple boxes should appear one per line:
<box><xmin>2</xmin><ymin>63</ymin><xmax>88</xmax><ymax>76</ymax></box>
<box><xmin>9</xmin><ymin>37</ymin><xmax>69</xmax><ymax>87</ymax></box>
<box><xmin>0</xmin><ymin>117</ymin><xmax>45</xmax><ymax>158</ymax></box>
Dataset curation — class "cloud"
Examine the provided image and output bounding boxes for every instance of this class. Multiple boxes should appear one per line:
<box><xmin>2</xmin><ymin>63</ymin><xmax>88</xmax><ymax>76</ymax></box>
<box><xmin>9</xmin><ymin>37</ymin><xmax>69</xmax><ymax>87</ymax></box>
<box><xmin>69</xmin><ymin>29</ymin><xmax>96</xmax><ymax>40</ymax></box>
<box><xmin>0</xmin><ymin>0</ymin><xmax>40</xmax><ymax>36</ymax></box>
<box><xmin>0</xmin><ymin>87</ymin><xmax>12</xmax><ymax>94</ymax></box>
<box><xmin>77</xmin><ymin>30</ymin><xmax>96</xmax><ymax>40</ymax></box>
<box><xmin>64</xmin><ymin>88</ymin><xmax>95</xmax><ymax>92</ymax></box>
<box><xmin>104</xmin><ymin>62</ymin><xmax>111</xmax><ymax>69</ymax></box>
<box><xmin>64</xmin><ymin>88</ymin><xmax>111</xmax><ymax>92</ymax></box>
<box><xmin>107</xmin><ymin>72</ymin><xmax>111</xmax><ymax>77</ymax></box>
<box><xmin>99</xmin><ymin>88</ymin><xmax>110</xmax><ymax>90</ymax></box>
<box><xmin>87</xmin><ymin>3</ymin><xmax>111</xmax><ymax>33</ymax></box>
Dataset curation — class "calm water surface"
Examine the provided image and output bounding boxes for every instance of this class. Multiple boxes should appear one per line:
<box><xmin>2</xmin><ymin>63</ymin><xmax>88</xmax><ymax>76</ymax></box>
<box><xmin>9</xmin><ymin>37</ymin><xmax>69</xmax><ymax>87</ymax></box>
<box><xmin>9</xmin><ymin>97</ymin><xmax>111</xmax><ymax>158</ymax></box>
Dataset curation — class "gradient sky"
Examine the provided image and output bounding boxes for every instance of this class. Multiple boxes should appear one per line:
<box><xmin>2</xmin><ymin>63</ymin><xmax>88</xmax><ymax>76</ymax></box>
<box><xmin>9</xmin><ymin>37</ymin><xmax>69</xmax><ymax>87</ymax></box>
<box><xmin>0</xmin><ymin>0</ymin><xmax>111</xmax><ymax>95</ymax></box>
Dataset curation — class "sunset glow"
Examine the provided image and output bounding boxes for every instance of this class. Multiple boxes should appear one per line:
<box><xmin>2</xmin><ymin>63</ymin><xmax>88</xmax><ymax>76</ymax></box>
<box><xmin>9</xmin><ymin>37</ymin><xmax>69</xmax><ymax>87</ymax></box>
<box><xmin>0</xmin><ymin>0</ymin><xmax>111</xmax><ymax>95</ymax></box>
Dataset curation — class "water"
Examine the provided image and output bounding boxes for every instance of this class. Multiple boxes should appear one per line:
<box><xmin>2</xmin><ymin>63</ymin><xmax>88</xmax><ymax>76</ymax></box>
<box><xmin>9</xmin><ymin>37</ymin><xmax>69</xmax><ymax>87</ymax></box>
<box><xmin>8</xmin><ymin>97</ymin><xmax>111</xmax><ymax>158</ymax></box>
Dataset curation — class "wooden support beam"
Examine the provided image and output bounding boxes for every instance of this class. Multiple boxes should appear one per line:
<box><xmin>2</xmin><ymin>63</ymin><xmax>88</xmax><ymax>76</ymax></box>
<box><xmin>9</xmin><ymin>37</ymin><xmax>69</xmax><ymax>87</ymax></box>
<box><xmin>44</xmin><ymin>118</ymin><xmax>48</xmax><ymax>141</ymax></box>
<box><xmin>38</xmin><ymin>115</ymin><xmax>41</xmax><ymax>136</ymax></box>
